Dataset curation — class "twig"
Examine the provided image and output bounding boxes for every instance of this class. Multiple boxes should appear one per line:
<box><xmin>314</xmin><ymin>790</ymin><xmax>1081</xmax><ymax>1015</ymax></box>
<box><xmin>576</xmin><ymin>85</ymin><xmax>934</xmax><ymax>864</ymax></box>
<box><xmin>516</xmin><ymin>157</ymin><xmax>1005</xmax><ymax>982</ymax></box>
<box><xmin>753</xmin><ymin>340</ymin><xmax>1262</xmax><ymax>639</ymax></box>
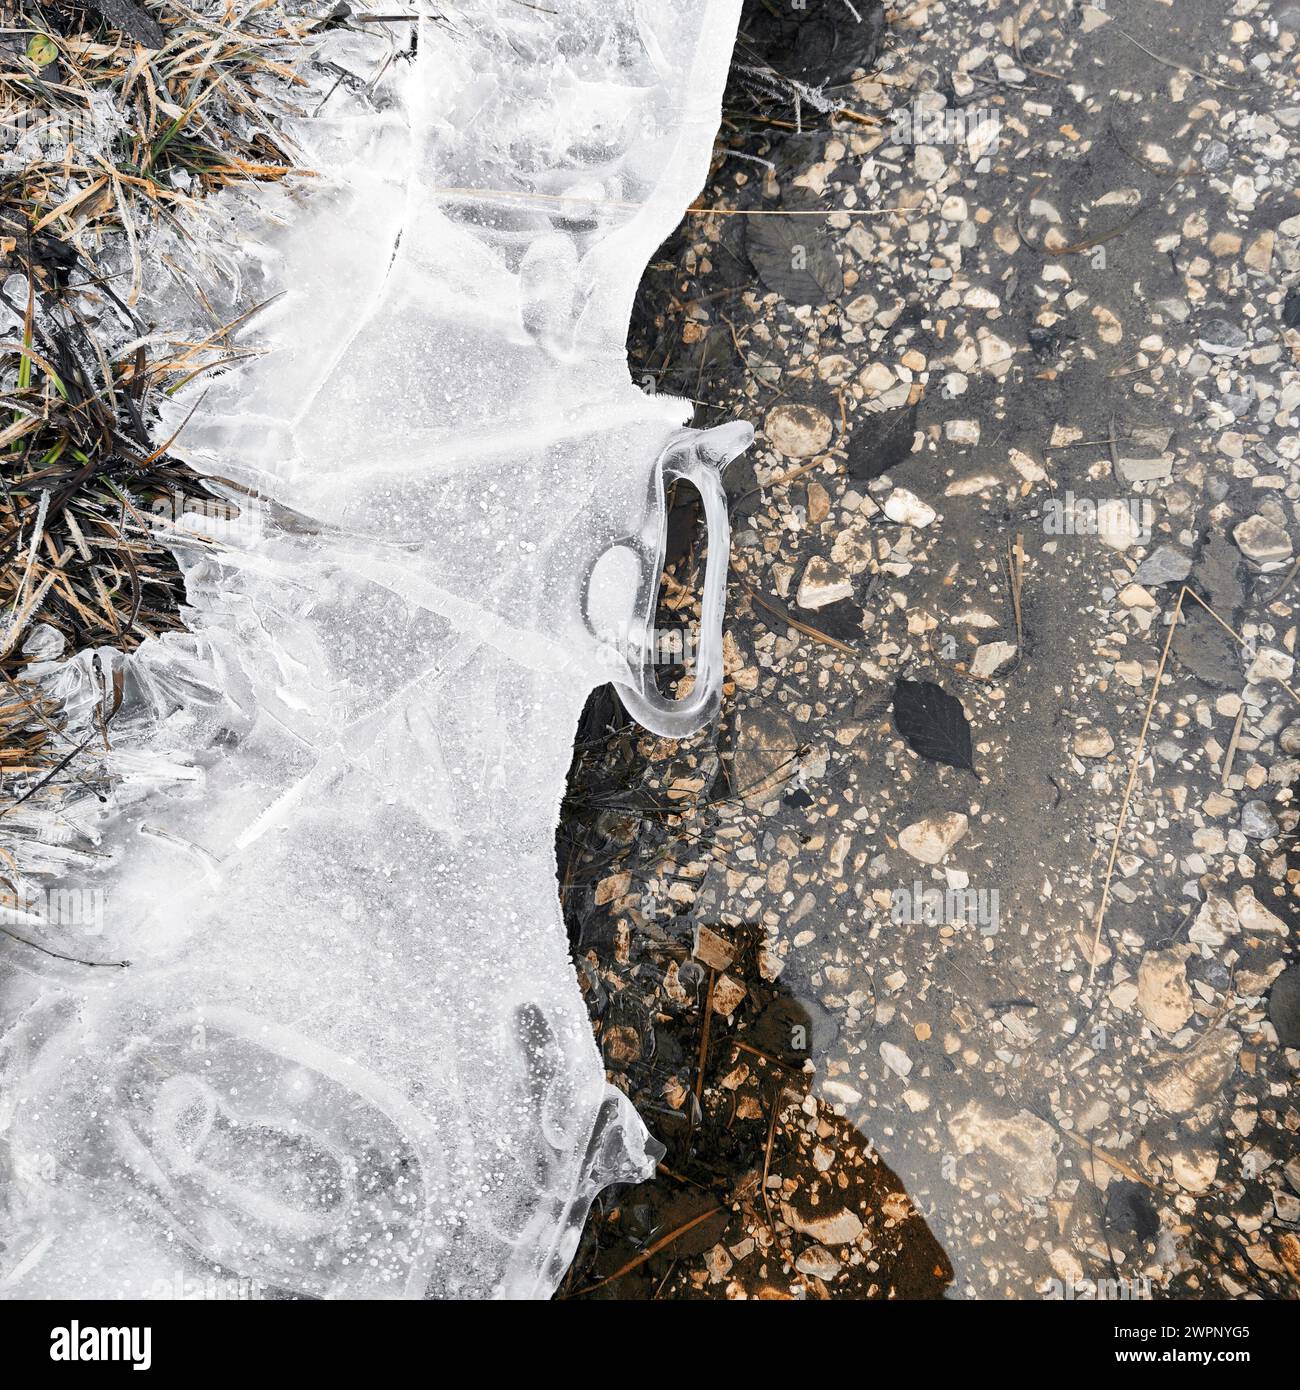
<box><xmin>743</xmin><ymin>585</ymin><xmax>860</xmax><ymax>656</ymax></box>
<box><xmin>0</xmin><ymin>923</ymin><xmax>128</xmax><ymax>969</ymax></box>
<box><xmin>562</xmin><ymin>1203</ymin><xmax>726</xmax><ymax>1297</ymax></box>
<box><xmin>1221</xmin><ymin>703</ymin><xmax>1246</xmax><ymax>789</ymax></box>
<box><xmin>694</xmin><ymin>968</ymin><xmax>716</xmax><ymax>1104</ymax></box>
<box><xmin>1087</xmin><ymin>587</ymin><xmax>1186</xmax><ymax>982</ymax></box>
<box><xmin>761</xmin><ymin>1087</ymin><xmax>780</xmax><ymax>1236</ymax></box>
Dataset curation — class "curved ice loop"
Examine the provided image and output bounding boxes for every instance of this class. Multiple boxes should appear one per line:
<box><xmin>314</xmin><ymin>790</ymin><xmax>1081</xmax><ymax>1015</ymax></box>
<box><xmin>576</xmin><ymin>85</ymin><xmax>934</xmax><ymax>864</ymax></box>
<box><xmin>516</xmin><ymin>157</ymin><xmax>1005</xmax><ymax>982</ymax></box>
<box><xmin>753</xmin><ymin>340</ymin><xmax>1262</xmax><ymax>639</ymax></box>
<box><xmin>1</xmin><ymin>1</ymin><xmax>748</xmax><ymax>1298</ymax></box>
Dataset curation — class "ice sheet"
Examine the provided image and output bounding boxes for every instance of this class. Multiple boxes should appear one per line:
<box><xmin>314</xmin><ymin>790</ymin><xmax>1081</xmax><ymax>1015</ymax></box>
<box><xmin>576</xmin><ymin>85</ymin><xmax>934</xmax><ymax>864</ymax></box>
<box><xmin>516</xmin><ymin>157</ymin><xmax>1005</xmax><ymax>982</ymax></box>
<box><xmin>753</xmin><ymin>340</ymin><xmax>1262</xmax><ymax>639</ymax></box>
<box><xmin>0</xmin><ymin>2</ymin><xmax>747</xmax><ymax>1298</ymax></box>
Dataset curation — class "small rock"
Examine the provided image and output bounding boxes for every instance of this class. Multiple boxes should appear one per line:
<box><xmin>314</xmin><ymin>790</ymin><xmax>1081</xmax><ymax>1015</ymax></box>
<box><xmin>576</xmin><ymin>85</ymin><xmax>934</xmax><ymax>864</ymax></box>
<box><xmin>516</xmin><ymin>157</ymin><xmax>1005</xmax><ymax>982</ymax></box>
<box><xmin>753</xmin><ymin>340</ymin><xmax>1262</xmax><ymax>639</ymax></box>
<box><xmin>913</xmin><ymin>144</ymin><xmax>946</xmax><ymax>184</ymax></box>
<box><xmin>1245</xmin><ymin>647</ymin><xmax>1295</xmax><ymax>686</ymax></box>
<box><xmin>970</xmin><ymin>640</ymin><xmax>1016</xmax><ymax>679</ymax></box>
<box><xmin>1245</xmin><ymin>230</ymin><xmax>1275</xmax><ymax>273</ymax></box>
<box><xmin>1149</xmin><ymin>1029</ymin><xmax>1241</xmax><ymax>1114</ymax></box>
<box><xmin>1132</xmin><ymin>546</ymin><xmax>1193</xmax><ymax>586</ymax></box>
<box><xmin>711</xmin><ymin>973</ymin><xmax>747</xmax><ymax>1018</ymax></box>
<box><xmin>1114</xmin><ymin>454</ymin><xmax>1173</xmax><ymax>483</ymax></box>
<box><xmin>1190</xmin><ymin>895</ymin><xmax>1238</xmax><ymax>947</ymax></box>
<box><xmin>1233</xmin><ymin>886</ymin><xmax>1286</xmax><ymax>935</ymax></box>
<box><xmin>883</xmin><ymin>487</ymin><xmax>936</xmax><ymax>528</ymax></box>
<box><xmin>1072</xmin><ymin>727</ymin><xmax>1115</xmax><ymax>759</ymax></box>
<box><xmin>822</xmin><ymin>1079</ymin><xmax>862</xmax><ymax>1106</ymax></box>
<box><xmin>1233</xmin><ymin>514</ymin><xmax>1293</xmax><ymax>566</ymax></box>
<box><xmin>860</xmin><ymin>362</ymin><xmax>895</xmax><ymax>393</ymax></box>
<box><xmin>949</xmin><ymin>1103</ymin><xmax>1058</xmax><ymax>1198</ymax></box>
<box><xmin>1199</xmin><ymin>318</ymin><xmax>1249</xmax><ymax>355</ymax></box>
<box><xmin>1095</xmin><ymin>499</ymin><xmax>1144</xmax><ymax>552</ymax></box>
<box><xmin>1170</xmin><ymin>1148</ymin><xmax>1219</xmax><ymax>1194</ymax></box>
<box><xmin>797</xmin><ymin>556</ymin><xmax>853</xmax><ymax>609</ymax></box>
<box><xmin>1009</xmin><ymin>447</ymin><xmax>1047</xmax><ymax>483</ymax></box>
<box><xmin>693</xmin><ymin>924</ymin><xmax>735</xmax><ymax>971</ymax></box>
<box><xmin>944</xmin><ymin>419</ymin><xmax>981</xmax><ymax>446</ymax></box>
<box><xmin>1093</xmin><ymin>306</ymin><xmax>1123</xmax><ymax>344</ymax></box>
<box><xmin>794</xmin><ymin>1245</ymin><xmax>841</xmax><ymax>1281</ymax></box>
<box><xmin>704</xmin><ymin>1243</ymin><xmax>732</xmax><ymax>1281</ymax></box>
<box><xmin>879</xmin><ymin>1041</ymin><xmax>912</xmax><ymax>1077</ymax></box>
<box><xmin>1137</xmin><ymin>949</ymin><xmax>1193</xmax><ymax>1033</ymax></box>
<box><xmin>898</xmin><ymin>812</ymin><xmax>969</xmax><ymax>864</ymax></box>
<box><xmin>766</xmin><ymin>404</ymin><xmax>833</xmax><ymax>459</ymax></box>
<box><xmin>780</xmin><ymin>1203</ymin><xmax>864</xmax><ymax>1247</ymax></box>
<box><xmin>1286</xmin><ymin>1156</ymin><xmax>1300</xmax><ymax>1196</ymax></box>
<box><xmin>1240</xmin><ymin>800</ymin><xmax>1279</xmax><ymax>841</ymax></box>
<box><xmin>1118</xmin><ymin>583</ymin><xmax>1155</xmax><ymax>609</ymax></box>
<box><xmin>805</xmin><ymin>481</ymin><xmax>831</xmax><ymax>524</ymax></box>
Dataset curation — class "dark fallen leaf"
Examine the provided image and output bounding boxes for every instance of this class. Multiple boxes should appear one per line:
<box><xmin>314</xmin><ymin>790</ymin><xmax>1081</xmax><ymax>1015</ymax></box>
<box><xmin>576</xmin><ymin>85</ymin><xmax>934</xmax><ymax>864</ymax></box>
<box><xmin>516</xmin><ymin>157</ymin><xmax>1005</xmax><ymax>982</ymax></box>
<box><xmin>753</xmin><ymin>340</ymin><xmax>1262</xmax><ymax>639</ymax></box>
<box><xmin>77</xmin><ymin>0</ymin><xmax>165</xmax><ymax>49</ymax></box>
<box><xmin>892</xmin><ymin>678</ymin><xmax>974</xmax><ymax>771</ymax></box>
<box><xmin>846</xmin><ymin>403</ymin><xmax>918</xmax><ymax>481</ymax></box>
<box><xmin>1171</xmin><ymin>533</ymin><xmax>1245</xmax><ymax>690</ymax></box>
<box><xmin>745</xmin><ymin>195</ymin><xmax>844</xmax><ymax>307</ymax></box>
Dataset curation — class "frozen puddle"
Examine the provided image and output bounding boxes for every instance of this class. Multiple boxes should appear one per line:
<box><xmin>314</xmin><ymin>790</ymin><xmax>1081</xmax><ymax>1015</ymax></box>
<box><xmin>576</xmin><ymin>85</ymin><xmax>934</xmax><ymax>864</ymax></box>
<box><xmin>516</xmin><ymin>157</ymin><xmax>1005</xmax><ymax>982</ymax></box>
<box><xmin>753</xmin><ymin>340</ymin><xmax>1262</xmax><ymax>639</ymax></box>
<box><xmin>0</xmin><ymin>3</ymin><xmax>747</xmax><ymax>1298</ymax></box>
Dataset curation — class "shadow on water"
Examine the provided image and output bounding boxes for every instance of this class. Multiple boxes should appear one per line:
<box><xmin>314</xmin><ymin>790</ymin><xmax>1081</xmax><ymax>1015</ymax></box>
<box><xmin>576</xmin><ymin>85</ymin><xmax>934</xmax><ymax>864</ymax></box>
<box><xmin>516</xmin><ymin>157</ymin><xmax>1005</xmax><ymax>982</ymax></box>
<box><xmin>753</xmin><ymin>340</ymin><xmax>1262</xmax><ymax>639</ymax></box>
<box><xmin>556</xmin><ymin>681</ymin><xmax>951</xmax><ymax>1300</ymax></box>
<box><xmin>561</xmin><ymin>850</ymin><xmax>953</xmax><ymax>1298</ymax></box>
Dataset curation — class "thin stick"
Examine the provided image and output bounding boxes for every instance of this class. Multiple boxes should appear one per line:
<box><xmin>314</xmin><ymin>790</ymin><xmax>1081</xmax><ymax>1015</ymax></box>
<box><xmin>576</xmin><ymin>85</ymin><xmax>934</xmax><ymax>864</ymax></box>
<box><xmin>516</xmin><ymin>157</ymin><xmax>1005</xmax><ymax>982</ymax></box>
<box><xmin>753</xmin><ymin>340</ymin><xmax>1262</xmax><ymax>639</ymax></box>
<box><xmin>1221</xmin><ymin>703</ymin><xmax>1246</xmax><ymax>789</ymax></box>
<box><xmin>743</xmin><ymin>585</ymin><xmax>859</xmax><ymax>656</ymax></box>
<box><xmin>761</xmin><ymin>1089</ymin><xmax>780</xmax><ymax>1235</ymax></box>
<box><xmin>694</xmin><ymin>968</ymin><xmax>716</xmax><ymax>1104</ymax></box>
<box><xmin>562</xmin><ymin>1204</ymin><xmax>725</xmax><ymax>1297</ymax></box>
<box><xmin>0</xmin><ymin>924</ymin><xmax>128</xmax><ymax>969</ymax></box>
<box><xmin>1087</xmin><ymin>587</ymin><xmax>1186</xmax><ymax>982</ymax></box>
<box><xmin>1005</xmin><ymin>534</ymin><xmax>1025</xmax><ymax>647</ymax></box>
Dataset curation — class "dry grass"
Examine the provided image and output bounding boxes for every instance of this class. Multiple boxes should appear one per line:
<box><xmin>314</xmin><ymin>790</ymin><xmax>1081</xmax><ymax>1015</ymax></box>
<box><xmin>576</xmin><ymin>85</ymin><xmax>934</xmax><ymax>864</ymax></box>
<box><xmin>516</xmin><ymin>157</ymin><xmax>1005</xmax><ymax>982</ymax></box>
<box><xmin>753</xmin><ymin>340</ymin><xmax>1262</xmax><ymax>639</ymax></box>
<box><xmin>0</xmin><ymin>0</ymin><xmax>310</xmax><ymax>898</ymax></box>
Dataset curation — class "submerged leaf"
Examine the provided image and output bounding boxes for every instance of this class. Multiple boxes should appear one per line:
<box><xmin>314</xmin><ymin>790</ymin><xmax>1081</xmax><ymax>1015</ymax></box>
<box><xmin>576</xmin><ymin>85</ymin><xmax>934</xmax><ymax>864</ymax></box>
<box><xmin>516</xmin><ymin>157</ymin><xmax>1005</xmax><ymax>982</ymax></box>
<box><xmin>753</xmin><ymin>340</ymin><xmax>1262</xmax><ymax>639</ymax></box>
<box><xmin>892</xmin><ymin>678</ymin><xmax>974</xmax><ymax>771</ymax></box>
<box><xmin>745</xmin><ymin>207</ymin><xmax>843</xmax><ymax>307</ymax></box>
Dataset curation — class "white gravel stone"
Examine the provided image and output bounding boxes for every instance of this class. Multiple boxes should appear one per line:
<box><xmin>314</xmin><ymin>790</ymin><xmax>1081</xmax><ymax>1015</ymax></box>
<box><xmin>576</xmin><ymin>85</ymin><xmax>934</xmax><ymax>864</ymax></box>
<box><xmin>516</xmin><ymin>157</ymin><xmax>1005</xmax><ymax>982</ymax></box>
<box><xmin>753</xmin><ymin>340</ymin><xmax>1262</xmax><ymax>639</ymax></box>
<box><xmin>796</xmin><ymin>556</ymin><xmax>853</xmax><ymax>610</ymax></box>
<box><xmin>883</xmin><ymin>487</ymin><xmax>936</xmax><ymax>527</ymax></box>
<box><xmin>1233</xmin><ymin>514</ymin><xmax>1292</xmax><ymax>565</ymax></box>
<box><xmin>765</xmin><ymin>404</ymin><xmax>833</xmax><ymax>459</ymax></box>
<box><xmin>970</xmin><ymin>640</ymin><xmax>1016</xmax><ymax>678</ymax></box>
<box><xmin>1072</xmin><ymin>727</ymin><xmax>1115</xmax><ymax>758</ymax></box>
<box><xmin>913</xmin><ymin>144</ymin><xmax>946</xmax><ymax>183</ymax></box>
<box><xmin>879</xmin><ymin>1041</ymin><xmax>913</xmax><ymax>1077</ymax></box>
<box><xmin>898</xmin><ymin>812</ymin><xmax>969</xmax><ymax>864</ymax></box>
<box><xmin>944</xmin><ymin>419</ymin><xmax>981</xmax><ymax>445</ymax></box>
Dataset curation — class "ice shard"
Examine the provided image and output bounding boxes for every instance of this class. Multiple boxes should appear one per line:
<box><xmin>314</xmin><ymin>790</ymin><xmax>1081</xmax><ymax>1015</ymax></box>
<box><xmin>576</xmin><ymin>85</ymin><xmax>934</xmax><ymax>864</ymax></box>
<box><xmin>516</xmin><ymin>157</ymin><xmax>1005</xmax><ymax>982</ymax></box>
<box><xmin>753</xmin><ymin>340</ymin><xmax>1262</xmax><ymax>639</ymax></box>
<box><xmin>0</xmin><ymin>2</ymin><xmax>748</xmax><ymax>1298</ymax></box>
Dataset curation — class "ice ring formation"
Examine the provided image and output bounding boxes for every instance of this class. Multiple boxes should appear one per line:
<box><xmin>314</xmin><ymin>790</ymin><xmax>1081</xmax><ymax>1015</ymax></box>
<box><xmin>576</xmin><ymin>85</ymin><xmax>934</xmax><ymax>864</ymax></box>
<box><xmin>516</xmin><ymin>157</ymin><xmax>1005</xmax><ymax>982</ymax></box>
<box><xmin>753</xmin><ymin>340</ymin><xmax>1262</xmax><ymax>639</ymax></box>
<box><xmin>0</xmin><ymin>1</ymin><xmax>748</xmax><ymax>1298</ymax></box>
